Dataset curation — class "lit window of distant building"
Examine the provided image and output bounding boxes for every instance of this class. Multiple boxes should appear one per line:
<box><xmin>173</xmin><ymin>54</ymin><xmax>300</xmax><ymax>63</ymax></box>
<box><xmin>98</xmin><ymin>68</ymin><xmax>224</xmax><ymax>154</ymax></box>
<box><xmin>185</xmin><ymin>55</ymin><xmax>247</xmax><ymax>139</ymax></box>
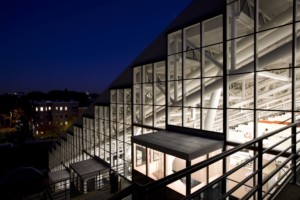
<box><xmin>60</xmin><ymin>122</ymin><xmax>63</xmax><ymax>125</ymax></box>
<box><xmin>65</xmin><ymin>121</ymin><xmax>68</xmax><ymax>125</ymax></box>
<box><xmin>60</xmin><ymin>106</ymin><xmax>63</xmax><ymax>111</ymax></box>
<box><xmin>48</xmin><ymin>106</ymin><xmax>51</xmax><ymax>110</ymax></box>
<box><xmin>56</xmin><ymin>107</ymin><xmax>58</xmax><ymax>110</ymax></box>
<box><xmin>40</xmin><ymin>107</ymin><xmax>44</xmax><ymax>112</ymax></box>
<box><xmin>36</xmin><ymin>131</ymin><xmax>39</xmax><ymax>135</ymax></box>
<box><xmin>65</xmin><ymin>106</ymin><xmax>68</xmax><ymax>111</ymax></box>
<box><xmin>45</xmin><ymin>107</ymin><xmax>48</xmax><ymax>111</ymax></box>
<box><xmin>35</xmin><ymin>107</ymin><xmax>38</xmax><ymax>112</ymax></box>
<box><xmin>41</xmin><ymin>131</ymin><xmax>44</xmax><ymax>135</ymax></box>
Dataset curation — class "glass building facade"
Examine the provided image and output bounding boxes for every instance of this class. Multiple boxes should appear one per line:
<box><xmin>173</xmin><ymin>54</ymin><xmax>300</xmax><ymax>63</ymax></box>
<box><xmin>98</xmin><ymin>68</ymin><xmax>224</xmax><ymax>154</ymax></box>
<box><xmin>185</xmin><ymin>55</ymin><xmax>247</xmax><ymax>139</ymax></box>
<box><xmin>49</xmin><ymin>0</ymin><xmax>300</xmax><ymax>198</ymax></box>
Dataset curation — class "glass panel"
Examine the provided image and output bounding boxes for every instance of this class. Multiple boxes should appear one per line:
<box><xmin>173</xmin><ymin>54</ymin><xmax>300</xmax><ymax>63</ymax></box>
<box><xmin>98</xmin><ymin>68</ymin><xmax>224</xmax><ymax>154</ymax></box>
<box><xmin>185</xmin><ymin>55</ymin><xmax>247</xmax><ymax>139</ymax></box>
<box><xmin>143</xmin><ymin>64</ymin><xmax>153</xmax><ymax>83</ymax></box>
<box><xmin>296</xmin><ymin>67</ymin><xmax>300</xmax><ymax>111</ymax></box>
<box><xmin>257</xmin><ymin>25</ymin><xmax>292</xmax><ymax>71</ymax></box>
<box><xmin>125</xmin><ymin>104</ymin><xmax>132</xmax><ymax>125</ymax></box>
<box><xmin>118</xmin><ymin>125</ymin><xmax>124</xmax><ymax>141</ymax></box>
<box><xmin>168</xmin><ymin>30</ymin><xmax>182</xmax><ymax>55</ymax></box>
<box><xmin>134</xmin><ymin>85</ymin><xmax>141</xmax><ymax>104</ymax></box>
<box><xmin>228</xmin><ymin>73</ymin><xmax>254</xmax><ymax>109</ymax></box>
<box><xmin>203</xmin><ymin>15</ymin><xmax>223</xmax><ymax>46</ymax></box>
<box><xmin>203</xmin><ymin>108</ymin><xmax>223</xmax><ymax>132</ymax></box>
<box><xmin>134</xmin><ymin>144</ymin><xmax>146</xmax><ymax>175</ymax></box>
<box><xmin>134</xmin><ymin>66</ymin><xmax>142</xmax><ymax>84</ymax></box>
<box><xmin>168</xmin><ymin>106</ymin><xmax>182</xmax><ymax>126</ymax></box>
<box><xmin>133</xmin><ymin>105</ymin><xmax>142</xmax><ymax>124</ymax></box>
<box><xmin>168</xmin><ymin>53</ymin><xmax>183</xmax><ymax>81</ymax></box>
<box><xmin>143</xmin><ymin>104</ymin><xmax>153</xmax><ymax>126</ymax></box>
<box><xmin>111</xmin><ymin>104</ymin><xmax>117</xmax><ymax>122</ymax></box>
<box><xmin>259</xmin><ymin>0</ymin><xmax>292</xmax><ymax>31</ymax></box>
<box><xmin>209</xmin><ymin>149</ymin><xmax>223</xmax><ymax>182</ymax></box>
<box><xmin>257</xmin><ymin>69</ymin><xmax>292</xmax><ymax>110</ymax></box>
<box><xmin>183</xmin><ymin>107</ymin><xmax>200</xmax><ymax>129</ymax></box>
<box><xmin>155</xmin><ymin>82</ymin><xmax>166</xmax><ymax>105</ymax></box>
<box><xmin>227</xmin><ymin>35</ymin><xmax>254</xmax><ymax>74</ymax></box>
<box><xmin>144</xmin><ymin>84</ymin><xmax>153</xmax><ymax>105</ymax></box>
<box><xmin>111</xmin><ymin>90</ymin><xmax>117</xmax><ymax>103</ymax></box>
<box><xmin>166</xmin><ymin>155</ymin><xmax>186</xmax><ymax>195</ymax></box>
<box><xmin>147</xmin><ymin>149</ymin><xmax>164</xmax><ymax>180</ymax></box>
<box><xmin>168</xmin><ymin>80</ymin><xmax>183</xmax><ymax>106</ymax></box>
<box><xmin>125</xmin><ymin>89</ymin><xmax>132</xmax><ymax>103</ymax></box>
<box><xmin>228</xmin><ymin>109</ymin><xmax>254</xmax><ymax>143</ymax></box>
<box><xmin>124</xmin><ymin>142</ymin><xmax>131</xmax><ymax>162</ymax></box>
<box><xmin>154</xmin><ymin>105</ymin><xmax>166</xmax><ymax>129</ymax></box>
<box><xmin>227</xmin><ymin>0</ymin><xmax>254</xmax><ymax>39</ymax></box>
<box><xmin>118</xmin><ymin>89</ymin><xmax>124</xmax><ymax>103</ymax></box>
<box><xmin>118</xmin><ymin>105</ymin><xmax>124</xmax><ymax>123</ymax></box>
<box><xmin>203</xmin><ymin>77</ymin><xmax>223</xmax><ymax>108</ymax></box>
<box><xmin>183</xmin><ymin>79</ymin><xmax>200</xmax><ymax>107</ymax></box>
<box><xmin>191</xmin><ymin>155</ymin><xmax>206</xmax><ymax>193</ymax></box>
<box><xmin>203</xmin><ymin>45</ymin><xmax>223</xmax><ymax>79</ymax></box>
<box><xmin>154</xmin><ymin>61</ymin><xmax>166</xmax><ymax>82</ymax></box>
<box><xmin>184</xmin><ymin>50</ymin><xmax>201</xmax><ymax>79</ymax></box>
<box><xmin>124</xmin><ymin>124</ymin><xmax>131</xmax><ymax>143</ymax></box>
<box><xmin>184</xmin><ymin>23</ymin><xmax>200</xmax><ymax>50</ymax></box>
<box><xmin>227</xmin><ymin>147</ymin><xmax>254</xmax><ymax>199</ymax></box>
<box><xmin>133</xmin><ymin>126</ymin><xmax>142</xmax><ymax>136</ymax></box>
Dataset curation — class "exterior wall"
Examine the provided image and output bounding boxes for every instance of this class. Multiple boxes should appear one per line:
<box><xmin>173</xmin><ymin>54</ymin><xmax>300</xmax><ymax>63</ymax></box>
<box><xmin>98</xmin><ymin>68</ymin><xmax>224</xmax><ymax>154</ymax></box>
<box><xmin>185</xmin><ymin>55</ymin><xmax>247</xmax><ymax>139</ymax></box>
<box><xmin>49</xmin><ymin>0</ymin><xmax>300</xmax><ymax>198</ymax></box>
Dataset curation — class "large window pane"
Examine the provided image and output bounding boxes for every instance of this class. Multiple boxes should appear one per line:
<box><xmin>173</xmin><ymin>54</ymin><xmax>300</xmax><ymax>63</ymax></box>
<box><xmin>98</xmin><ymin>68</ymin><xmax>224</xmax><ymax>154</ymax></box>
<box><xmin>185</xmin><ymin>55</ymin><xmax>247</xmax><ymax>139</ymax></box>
<box><xmin>168</xmin><ymin>30</ymin><xmax>182</xmax><ymax>55</ymax></box>
<box><xmin>258</xmin><ymin>0</ymin><xmax>292</xmax><ymax>31</ymax></box>
<box><xmin>227</xmin><ymin>0</ymin><xmax>254</xmax><ymax>39</ymax></box>
<box><xmin>228</xmin><ymin>73</ymin><xmax>254</xmax><ymax>109</ymax></box>
<box><xmin>184</xmin><ymin>23</ymin><xmax>200</xmax><ymax>50</ymax></box>
<box><xmin>257</xmin><ymin>69</ymin><xmax>292</xmax><ymax>110</ymax></box>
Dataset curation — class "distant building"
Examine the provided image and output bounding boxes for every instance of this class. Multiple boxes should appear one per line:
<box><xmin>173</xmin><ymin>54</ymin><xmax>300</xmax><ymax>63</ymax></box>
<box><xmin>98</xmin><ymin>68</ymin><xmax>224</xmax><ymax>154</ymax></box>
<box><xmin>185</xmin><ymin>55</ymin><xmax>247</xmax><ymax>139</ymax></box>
<box><xmin>32</xmin><ymin>101</ymin><xmax>79</xmax><ymax>137</ymax></box>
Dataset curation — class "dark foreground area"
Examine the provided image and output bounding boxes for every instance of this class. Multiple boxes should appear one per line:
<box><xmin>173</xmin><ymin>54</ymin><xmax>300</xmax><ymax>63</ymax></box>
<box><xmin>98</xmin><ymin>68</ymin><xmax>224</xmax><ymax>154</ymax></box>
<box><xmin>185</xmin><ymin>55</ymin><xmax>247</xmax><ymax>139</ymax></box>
<box><xmin>0</xmin><ymin>140</ymin><xmax>54</xmax><ymax>199</ymax></box>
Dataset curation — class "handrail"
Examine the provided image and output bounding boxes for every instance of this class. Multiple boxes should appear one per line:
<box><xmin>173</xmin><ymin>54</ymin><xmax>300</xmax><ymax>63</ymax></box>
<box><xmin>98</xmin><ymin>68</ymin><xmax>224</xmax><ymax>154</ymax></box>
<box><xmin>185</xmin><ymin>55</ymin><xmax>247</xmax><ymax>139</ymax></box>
<box><xmin>109</xmin><ymin>121</ymin><xmax>300</xmax><ymax>200</ymax></box>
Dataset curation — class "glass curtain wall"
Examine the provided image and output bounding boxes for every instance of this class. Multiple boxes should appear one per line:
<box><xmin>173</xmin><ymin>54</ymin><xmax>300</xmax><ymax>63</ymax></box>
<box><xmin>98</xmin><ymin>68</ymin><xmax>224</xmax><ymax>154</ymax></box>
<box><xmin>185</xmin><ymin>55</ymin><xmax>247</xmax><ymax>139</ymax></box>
<box><xmin>226</xmin><ymin>0</ymin><xmax>299</xmax><ymax>198</ymax></box>
<box><xmin>226</xmin><ymin>0</ymin><xmax>298</xmax><ymax>150</ymax></box>
<box><xmin>132</xmin><ymin>62</ymin><xmax>166</xmax><ymax>180</ymax></box>
<box><xmin>94</xmin><ymin>105</ymin><xmax>111</xmax><ymax>164</ymax></box>
<box><xmin>110</xmin><ymin>89</ymin><xmax>132</xmax><ymax>180</ymax></box>
<box><xmin>133</xmin><ymin>61</ymin><xmax>166</xmax><ymax>130</ymax></box>
<box><xmin>74</xmin><ymin>126</ymin><xmax>83</xmax><ymax>162</ymax></box>
<box><xmin>83</xmin><ymin>117</ymin><xmax>94</xmax><ymax>158</ymax></box>
<box><xmin>167</xmin><ymin>16</ymin><xmax>224</xmax><ymax>132</ymax></box>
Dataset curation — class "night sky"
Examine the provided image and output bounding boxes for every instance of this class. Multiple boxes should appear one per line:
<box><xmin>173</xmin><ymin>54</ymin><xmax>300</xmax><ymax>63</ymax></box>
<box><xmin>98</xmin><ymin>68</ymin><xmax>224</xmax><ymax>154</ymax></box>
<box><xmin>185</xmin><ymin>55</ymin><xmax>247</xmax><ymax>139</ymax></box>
<box><xmin>0</xmin><ymin>0</ymin><xmax>192</xmax><ymax>95</ymax></box>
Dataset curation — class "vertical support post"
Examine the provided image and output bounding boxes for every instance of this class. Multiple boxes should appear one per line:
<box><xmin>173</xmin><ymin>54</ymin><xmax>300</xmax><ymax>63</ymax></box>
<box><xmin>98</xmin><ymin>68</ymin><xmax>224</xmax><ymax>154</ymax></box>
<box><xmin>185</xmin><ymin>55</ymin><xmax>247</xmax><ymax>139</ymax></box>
<box><xmin>257</xmin><ymin>140</ymin><xmax>263</xmax><ymax>200</ymax></box>
<box><xmin>186</xmin><ymin>160</ymin><xmax>192</xmax><ymax>196</ymax></box>
<box><xmin>292</xmin><ymin>125</ymin><xmax>298</xmax><ymax>184</ymax></box>
<box><xmin>223</xmin><ymin>3</ymin><xmax>228</xmax><ymax>196</ymax></box>
<box><xmin>292</xmin><ymin>0</ymin><xmax>298</xmax><ymax>186</ymax></box>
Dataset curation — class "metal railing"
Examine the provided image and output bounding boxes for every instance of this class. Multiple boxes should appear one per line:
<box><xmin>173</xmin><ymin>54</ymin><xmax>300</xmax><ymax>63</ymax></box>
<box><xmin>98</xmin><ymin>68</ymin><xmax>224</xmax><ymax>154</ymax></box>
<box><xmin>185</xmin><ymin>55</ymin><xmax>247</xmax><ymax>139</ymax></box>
<box><xmin>109</xmin><ymin>122</ymin><xmax>300</xmax><ymax>200</ymax></box>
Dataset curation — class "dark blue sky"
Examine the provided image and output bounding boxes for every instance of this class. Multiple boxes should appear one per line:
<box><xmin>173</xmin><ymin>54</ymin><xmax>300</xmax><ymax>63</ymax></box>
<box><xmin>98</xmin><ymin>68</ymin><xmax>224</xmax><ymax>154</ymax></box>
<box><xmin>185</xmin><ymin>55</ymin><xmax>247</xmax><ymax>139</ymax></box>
<box><xmin>0</xmin><ymin>0</ymin><xmax>192</xmax><ymax>94</ymax></box>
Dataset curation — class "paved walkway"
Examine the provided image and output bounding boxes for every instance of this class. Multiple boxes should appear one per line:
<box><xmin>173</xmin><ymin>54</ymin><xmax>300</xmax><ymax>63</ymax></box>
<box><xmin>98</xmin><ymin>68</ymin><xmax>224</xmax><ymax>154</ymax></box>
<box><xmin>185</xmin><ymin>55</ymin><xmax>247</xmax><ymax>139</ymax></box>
<box><xmin>275</xmin><ymin>169</ymin><xmax>300</xmax><ymax>200</ymax></box>
<box><xmin>72</xmin><ymin>189</ymin><xmax>113</xmax><ymax>200</ymax></box>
